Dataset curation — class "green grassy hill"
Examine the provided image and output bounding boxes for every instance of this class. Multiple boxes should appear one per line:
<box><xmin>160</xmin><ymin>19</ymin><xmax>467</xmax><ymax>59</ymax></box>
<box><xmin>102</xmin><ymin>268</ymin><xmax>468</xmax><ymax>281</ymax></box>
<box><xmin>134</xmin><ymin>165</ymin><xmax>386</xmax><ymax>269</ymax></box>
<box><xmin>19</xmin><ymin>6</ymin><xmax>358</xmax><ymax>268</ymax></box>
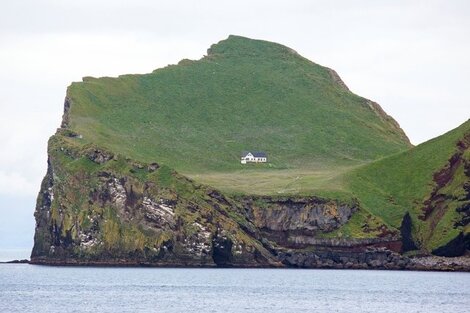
<box><xmin>65</xmin><ymin>35</ymin><xmax>411</xmax><ymax>195</ymax></box>
<box><xmin>346</xmin><ymin>120</ymin><xmax>470</xmax><ymax>252</ymax></box>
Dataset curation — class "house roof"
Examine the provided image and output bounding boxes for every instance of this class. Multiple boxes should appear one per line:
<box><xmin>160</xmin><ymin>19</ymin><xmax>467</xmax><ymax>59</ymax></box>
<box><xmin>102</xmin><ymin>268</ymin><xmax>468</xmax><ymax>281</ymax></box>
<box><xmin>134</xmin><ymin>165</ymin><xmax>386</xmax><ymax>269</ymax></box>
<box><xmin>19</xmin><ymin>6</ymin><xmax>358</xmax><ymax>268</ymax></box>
<box><xmin>241</xmin><ymin>151</ymin><xmax>267</xmax><ymax>158</ymax></box>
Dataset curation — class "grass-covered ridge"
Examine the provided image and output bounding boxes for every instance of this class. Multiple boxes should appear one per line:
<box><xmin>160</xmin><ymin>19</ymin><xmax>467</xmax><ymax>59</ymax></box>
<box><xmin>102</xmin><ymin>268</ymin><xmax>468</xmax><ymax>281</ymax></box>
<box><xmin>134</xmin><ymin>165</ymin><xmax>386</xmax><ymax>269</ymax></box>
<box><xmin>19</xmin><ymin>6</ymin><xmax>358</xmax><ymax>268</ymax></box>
<box><xmin>65</xmin><ymin>35</ymin><xmax>411</xmax><ymax>194</ymax></box>
<box><xmin>347</xmin><ymin>120</ymin><xmax>470</xmax><ymax>226</ymax></box>
<box><xmin>345</xmin><ymin>119</ymin><xmax>470</xmax><ymax>251</ymax></box>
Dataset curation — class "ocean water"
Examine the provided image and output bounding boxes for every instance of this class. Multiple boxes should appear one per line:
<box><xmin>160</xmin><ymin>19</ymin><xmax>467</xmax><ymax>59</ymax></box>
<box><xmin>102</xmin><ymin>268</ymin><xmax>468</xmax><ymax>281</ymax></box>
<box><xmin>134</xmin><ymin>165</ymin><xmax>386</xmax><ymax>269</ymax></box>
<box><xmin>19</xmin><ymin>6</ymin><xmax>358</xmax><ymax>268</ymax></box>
<box><xmin>0</xmin><ymin>265</ymin><xmax>469</xmax><ymax>313</ymax></box>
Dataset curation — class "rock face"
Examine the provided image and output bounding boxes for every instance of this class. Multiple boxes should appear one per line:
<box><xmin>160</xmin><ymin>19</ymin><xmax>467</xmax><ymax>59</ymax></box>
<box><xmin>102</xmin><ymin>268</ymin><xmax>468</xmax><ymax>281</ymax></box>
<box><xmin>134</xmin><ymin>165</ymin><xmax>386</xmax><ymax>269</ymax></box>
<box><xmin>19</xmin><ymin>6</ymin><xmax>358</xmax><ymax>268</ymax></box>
<box><xmin>30</xmin><ymin>121</ymin><xmax>470</xmax><ymax>270</ymax></box>
<box><xmin>31</xmin><ymin>130</ymin><xmax>468</xmax><ymax>270</ymax></box>
<box><xmin>32</xmin><ymin>126</ymin><xmax>467</xmax><ymax>271</ymax></box>
<box><xmin>247</xmin><ymin>197</ymin><xmax>356</xmax><ymax>233</ymax></box>
<box><xmin>31</xmin><ymin>136</ymin><xmax>279</xmax><ymax>267</ymax></box>
<box><xmin>243</xmin><ymin>196</ymin><xmax>358</xmax><ymax>248</ymax></box>
<box><xmin>31</xmin><ymin>127</ymin><xmax>412</xmax><ymax>268</ymax></box>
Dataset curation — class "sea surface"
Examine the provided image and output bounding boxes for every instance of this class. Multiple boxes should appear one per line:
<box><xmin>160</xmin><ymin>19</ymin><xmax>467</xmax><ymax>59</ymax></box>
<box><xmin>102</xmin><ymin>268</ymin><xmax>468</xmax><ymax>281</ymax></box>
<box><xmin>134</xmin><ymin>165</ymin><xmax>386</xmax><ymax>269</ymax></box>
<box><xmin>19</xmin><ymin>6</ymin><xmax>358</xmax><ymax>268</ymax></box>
<box><xmin>0</xmin><ymin>264</ymin><xmax>469</xmax><ymax>313</ymax></box>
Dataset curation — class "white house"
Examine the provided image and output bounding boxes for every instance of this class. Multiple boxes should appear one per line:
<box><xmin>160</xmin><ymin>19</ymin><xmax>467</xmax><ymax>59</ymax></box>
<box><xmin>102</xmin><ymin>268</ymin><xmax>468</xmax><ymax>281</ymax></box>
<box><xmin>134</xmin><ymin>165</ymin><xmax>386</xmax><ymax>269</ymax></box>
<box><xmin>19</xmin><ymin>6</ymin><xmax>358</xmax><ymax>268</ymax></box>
<box><xmin>241</xmin><ymin>151</ymin><xmax>267</xmax><ymax>164</ymax></box>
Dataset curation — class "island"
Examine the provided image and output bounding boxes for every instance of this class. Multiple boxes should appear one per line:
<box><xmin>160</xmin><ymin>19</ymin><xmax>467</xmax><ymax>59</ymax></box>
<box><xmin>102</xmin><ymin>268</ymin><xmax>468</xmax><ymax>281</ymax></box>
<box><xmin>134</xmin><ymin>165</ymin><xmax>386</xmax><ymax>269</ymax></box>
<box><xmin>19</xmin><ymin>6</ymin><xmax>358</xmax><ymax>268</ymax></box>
<box><xmin>30</xmin><ymin>35</ymin><xmax>469</xmax><ymax>270</ymax></box>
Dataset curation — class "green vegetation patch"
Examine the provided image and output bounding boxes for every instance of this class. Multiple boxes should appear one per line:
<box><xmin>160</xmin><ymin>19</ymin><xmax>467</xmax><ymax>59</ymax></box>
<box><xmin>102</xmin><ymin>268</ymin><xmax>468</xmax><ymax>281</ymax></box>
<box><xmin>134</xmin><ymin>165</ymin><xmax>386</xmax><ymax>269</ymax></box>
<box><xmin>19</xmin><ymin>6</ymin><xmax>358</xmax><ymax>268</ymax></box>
<box><xmin>345</xmin><ymin>120</ymin><xmax>470</xmax><ymax>228</ymax></box>
<box><xmin>65</xmin><ymin>35</ymin><xmax>410</xmax><ymax>195</ymax></box>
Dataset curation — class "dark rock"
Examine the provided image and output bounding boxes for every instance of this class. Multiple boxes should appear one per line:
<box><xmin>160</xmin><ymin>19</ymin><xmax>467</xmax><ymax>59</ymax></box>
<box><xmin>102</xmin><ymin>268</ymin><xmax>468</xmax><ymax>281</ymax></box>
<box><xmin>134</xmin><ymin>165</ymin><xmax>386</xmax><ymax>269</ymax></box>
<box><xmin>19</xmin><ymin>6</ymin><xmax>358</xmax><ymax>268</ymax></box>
<box><xmin>400</xmin><ymin>212</ymin><xmax>418</xmax><ymax>252</ymax></box>
<box><xmin>60</xmin><ymin>97</ymin><xmax>71</xmax><ymax>128</ymax></box>
<box><xmin>87</xmin><ymin>149</ymin><xmax>113</xmax><ymax>164</ymax></box>
<box><xmin>148</xmin><ymin>163</ymin><xmax>160</xmax><ymax>172</ymax></box>
<box><xmin>455</xmin><ymin>202</ymin><xmax>470</xmax><ymax>227</ymax></box>
<box><xmin>212</xmin><ymin>234</ymin><xmax>233</xmax><ymax>266</ymax></box>
<box><xmin>432</xmin><ymin>232</ymin><xmax>469</xmax><ymax>257</ymax></box>
<box><xmin>4</xmin><ymin>259</ymin><xmax>29</xmax><ymax>264</ymax></box>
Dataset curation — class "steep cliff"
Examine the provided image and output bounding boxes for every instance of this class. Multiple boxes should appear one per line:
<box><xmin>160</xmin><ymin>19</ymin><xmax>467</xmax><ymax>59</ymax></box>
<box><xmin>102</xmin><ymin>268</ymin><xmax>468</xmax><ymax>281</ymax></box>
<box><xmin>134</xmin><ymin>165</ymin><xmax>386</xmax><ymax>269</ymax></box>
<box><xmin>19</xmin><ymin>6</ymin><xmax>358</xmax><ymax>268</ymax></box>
<box><xmin>31</xmin><ymin>124</ymin><xmax>469</xmax><ymax>269</ymax></box>
<box><xmin>32</xmin><ymin>132</ymin><xmax>277</xmax><ymax>266</ymax></box>
<box><xmin>31</xmin><ymin>130</ymin><xmax>407</xmax><ymax>268</ymax></box>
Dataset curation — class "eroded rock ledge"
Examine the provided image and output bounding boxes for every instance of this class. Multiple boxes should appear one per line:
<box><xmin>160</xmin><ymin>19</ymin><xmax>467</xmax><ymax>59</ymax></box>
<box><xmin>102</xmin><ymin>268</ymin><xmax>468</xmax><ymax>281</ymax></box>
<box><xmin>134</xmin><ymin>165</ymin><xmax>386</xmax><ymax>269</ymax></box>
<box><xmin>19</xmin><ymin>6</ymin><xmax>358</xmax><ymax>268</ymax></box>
<box><xmin>30</xmin><ymin>131</ymin><xmax>469</xmax><ymax>271</ymax></box>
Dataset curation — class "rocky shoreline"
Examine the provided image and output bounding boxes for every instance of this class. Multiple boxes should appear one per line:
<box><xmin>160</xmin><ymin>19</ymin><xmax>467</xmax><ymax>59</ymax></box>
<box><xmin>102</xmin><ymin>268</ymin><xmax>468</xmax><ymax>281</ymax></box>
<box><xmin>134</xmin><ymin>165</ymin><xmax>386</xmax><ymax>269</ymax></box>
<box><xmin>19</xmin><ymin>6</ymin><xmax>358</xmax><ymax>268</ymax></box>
<box><xmin>277</xmin><ymin>248</ymin><xmax>470</xmax><ymax>272</ymax></box>
<box><xmin>0</xmin><ymin>259</ymin><xmax>30</xmax><ymax>264</ymax></box>
<box><xmin>24</xmin><ymin>254</ymin><xmax>470</xmax><ymax>272</ymax></box>
<box><xmin>407</xmin><ymin>256</ymin><xmax>470</xmax><ymax>272</ymax></box>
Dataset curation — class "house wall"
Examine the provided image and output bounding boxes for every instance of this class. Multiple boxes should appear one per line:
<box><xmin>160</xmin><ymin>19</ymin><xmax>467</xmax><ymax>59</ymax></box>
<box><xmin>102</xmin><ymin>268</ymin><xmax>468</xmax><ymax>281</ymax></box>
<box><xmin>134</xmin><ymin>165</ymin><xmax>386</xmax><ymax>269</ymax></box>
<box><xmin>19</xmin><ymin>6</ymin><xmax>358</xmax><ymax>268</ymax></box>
<box><xmin>241</xmin><ymin>154</ymin><xmax>267</xmax><ymax>164</ymax></box>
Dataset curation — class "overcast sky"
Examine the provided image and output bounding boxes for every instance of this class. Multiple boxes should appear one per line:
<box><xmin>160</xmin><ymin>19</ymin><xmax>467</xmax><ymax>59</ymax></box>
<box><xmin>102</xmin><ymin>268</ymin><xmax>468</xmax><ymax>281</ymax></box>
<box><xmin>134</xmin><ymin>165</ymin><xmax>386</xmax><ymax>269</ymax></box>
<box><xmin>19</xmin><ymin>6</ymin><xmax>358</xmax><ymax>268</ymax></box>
<box><xmin>0</xmin><ymin>0</ymin><xmax>469</xmax><ymax>253</ymax></box>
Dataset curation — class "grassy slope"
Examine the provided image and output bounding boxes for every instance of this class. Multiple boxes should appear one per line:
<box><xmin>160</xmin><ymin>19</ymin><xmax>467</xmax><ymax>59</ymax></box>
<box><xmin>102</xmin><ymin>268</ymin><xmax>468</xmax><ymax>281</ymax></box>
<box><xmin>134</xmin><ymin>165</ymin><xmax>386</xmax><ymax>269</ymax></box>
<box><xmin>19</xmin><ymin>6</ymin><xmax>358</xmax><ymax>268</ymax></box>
<box><xmin>345</xmin><ymin>120</ymin><xmax>470</xmax><ymax>238</ymax></box>
<box><xmin>66</xmin><ymin>35</ymin><xmax>410</xmax><ymax>195</ymax></box>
